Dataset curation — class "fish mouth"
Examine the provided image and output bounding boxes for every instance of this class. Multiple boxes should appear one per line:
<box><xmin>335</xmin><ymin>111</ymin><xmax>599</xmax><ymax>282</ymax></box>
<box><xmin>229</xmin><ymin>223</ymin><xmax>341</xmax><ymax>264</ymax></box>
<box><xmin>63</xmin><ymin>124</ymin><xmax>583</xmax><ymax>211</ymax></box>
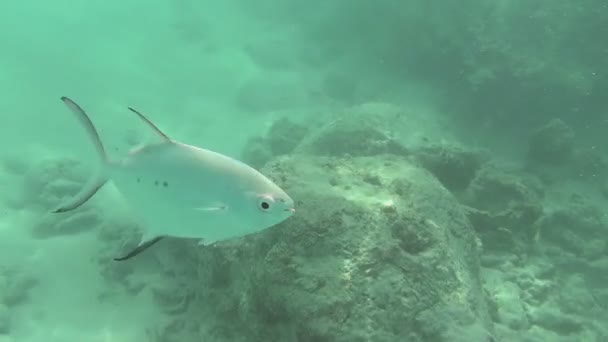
<box><xmin>285</xmin><ymin>208</ymin><xmax>296</xmax><ymax>213</ymax></box>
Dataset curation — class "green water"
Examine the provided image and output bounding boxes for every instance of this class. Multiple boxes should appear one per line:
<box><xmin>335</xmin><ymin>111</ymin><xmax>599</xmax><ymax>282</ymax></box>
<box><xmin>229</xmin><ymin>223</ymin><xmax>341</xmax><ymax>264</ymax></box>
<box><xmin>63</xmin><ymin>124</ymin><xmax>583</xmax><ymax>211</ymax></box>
<box><xmin>0</xmin><ymin>1</ymin><xmax>607</xmax><ymax>341</ymax></box>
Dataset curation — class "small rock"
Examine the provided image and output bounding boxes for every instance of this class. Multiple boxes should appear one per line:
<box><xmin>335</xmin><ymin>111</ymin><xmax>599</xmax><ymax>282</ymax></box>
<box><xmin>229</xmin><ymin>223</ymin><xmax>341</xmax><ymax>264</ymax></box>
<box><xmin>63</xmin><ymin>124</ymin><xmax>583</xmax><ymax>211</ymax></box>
<box><xmin>414</xmin><ymin>144</ymin><xmax>485</xmax><ymax>192</ymax></box>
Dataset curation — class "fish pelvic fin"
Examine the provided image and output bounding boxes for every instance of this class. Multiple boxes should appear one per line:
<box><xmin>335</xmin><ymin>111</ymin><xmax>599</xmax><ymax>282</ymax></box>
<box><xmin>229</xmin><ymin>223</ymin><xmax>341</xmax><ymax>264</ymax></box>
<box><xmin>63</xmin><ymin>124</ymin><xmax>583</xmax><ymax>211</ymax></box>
<box><xmin>53</xmin><ymin>97</ymin><xmax>110</xmax><ymax>213</ymax></box>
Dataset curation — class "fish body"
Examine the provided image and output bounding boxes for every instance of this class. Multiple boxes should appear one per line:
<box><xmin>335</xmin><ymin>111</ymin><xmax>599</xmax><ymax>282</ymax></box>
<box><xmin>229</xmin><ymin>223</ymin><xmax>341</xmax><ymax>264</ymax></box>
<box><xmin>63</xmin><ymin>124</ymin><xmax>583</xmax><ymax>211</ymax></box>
<box><xmin>54</xmin><ymin>97</ymin><xmax>295</xmax><ymax>260</ymax></box>
<box><xmin>111</xmin><ymin>141</ymin><xmax>293</xmax><ymax>242</ymax></box>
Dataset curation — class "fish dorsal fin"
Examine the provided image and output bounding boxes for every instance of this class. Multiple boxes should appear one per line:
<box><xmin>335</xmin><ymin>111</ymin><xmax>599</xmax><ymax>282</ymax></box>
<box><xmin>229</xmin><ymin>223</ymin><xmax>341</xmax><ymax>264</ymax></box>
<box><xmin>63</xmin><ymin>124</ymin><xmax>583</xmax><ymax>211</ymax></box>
<box><xmin>127</xmin><ymin>107</ymin><xmax>171</xmax><ymax>142</ymax></box>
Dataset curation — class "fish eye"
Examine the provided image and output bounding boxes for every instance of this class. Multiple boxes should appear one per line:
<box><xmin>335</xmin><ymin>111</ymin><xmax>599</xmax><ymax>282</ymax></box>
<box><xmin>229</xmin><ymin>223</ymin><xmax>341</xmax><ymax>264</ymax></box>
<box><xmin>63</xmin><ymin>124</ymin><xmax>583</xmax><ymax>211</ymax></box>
<box><xmin>257</xmin><ymin>196</ymin><xmax>274</xmax><ymax>211</ymax></box>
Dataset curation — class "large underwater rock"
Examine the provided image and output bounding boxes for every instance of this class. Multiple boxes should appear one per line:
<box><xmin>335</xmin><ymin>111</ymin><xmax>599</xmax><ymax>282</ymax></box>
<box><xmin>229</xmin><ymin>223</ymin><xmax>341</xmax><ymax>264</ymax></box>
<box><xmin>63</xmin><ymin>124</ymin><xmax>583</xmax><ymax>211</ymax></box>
<box><xmin>241</xmin><ymin>102</ymin><xmax>412</xmax><ymax>169</ymax></box>
<box><xmin>152</xmin><ymin>152</ymin><xmax>494</xmax><ymax>341</ymax></box>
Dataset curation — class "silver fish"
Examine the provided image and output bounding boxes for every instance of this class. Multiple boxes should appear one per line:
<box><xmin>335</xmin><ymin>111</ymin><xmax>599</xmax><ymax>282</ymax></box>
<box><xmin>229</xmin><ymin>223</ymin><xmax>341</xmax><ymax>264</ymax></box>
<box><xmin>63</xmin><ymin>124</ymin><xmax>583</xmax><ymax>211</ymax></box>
<box><xmin>54</xmin><ymin>97</ymin><xmax>295</xmax><ymax>260</ymax></box>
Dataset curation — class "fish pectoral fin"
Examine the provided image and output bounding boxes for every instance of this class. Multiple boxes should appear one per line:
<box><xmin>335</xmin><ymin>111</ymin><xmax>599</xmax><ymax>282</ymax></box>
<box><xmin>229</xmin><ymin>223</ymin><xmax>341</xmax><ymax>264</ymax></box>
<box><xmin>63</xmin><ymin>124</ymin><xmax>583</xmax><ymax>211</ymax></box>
<box><xmin>113</xmin><ymin>234</ymin><xmax>166</xmax><ymax>261</ymax></box>
<box><xmin>195</xmin><ymin>205</ymin><xmax>227</xmax><ymax>212</ymax></box>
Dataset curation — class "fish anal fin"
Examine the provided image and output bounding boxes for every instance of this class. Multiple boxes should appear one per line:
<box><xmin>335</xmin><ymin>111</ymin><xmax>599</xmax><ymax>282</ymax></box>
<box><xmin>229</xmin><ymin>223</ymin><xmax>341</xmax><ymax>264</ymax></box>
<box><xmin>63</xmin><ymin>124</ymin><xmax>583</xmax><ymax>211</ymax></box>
<box><xmin>114</xmin><ymin>235</ymin><xmax>165</xmax><ymax>261</ymax></box>
<box><xmin>52</xmin><ymin>175</ymin><xmax>107</xmax><ymax>213</ymax></box>
<box><xmin>127</xmin><ymin>107</ymin><xmax>171</xmax><ymax>142</ymax></box>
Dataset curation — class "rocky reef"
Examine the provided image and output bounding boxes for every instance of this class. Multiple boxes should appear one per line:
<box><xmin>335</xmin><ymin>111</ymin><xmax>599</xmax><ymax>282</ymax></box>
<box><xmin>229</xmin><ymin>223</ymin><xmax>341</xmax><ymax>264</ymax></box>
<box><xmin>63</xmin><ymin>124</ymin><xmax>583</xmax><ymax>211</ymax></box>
<box><xmin>210</xmin><ymin>103</ymin><xmax>607</xmax><ymax>341</ymax></box>
<box><xmin>150</xmin><ymin>153</ymin><xmax>492</xmax><ymax>341</ymax></box>
<box><xmin>13</xmin><ymin>101</ymin><xmax>608</xmax><ymax>341</ymax></box>
<box><xmin>136</xmin><ymin>102</ymin><xmax>497</xmax><ymax>341</ymax></box>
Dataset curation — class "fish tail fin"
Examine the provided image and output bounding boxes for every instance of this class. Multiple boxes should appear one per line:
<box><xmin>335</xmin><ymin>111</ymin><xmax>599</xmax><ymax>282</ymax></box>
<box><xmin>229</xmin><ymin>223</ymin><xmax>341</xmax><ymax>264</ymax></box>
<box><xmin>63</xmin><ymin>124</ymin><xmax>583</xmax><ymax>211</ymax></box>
<box><xmin>52</xmin><ymin>97</ymin><xmax>110</xmax><ymax>213</ymax></box>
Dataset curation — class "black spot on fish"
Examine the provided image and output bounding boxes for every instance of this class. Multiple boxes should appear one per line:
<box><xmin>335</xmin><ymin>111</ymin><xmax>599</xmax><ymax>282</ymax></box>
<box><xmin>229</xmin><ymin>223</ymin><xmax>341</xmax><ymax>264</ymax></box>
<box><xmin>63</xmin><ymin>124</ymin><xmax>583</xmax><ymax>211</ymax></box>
<box><xmin>163</xmin><ymin>181</ymin><xmax>168</xmax><ymax>187</ymax></box>
<box><xmin>154</xmin><ymin>180</ymin><xmax>159</xmax><ymax>186</ymax></box>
